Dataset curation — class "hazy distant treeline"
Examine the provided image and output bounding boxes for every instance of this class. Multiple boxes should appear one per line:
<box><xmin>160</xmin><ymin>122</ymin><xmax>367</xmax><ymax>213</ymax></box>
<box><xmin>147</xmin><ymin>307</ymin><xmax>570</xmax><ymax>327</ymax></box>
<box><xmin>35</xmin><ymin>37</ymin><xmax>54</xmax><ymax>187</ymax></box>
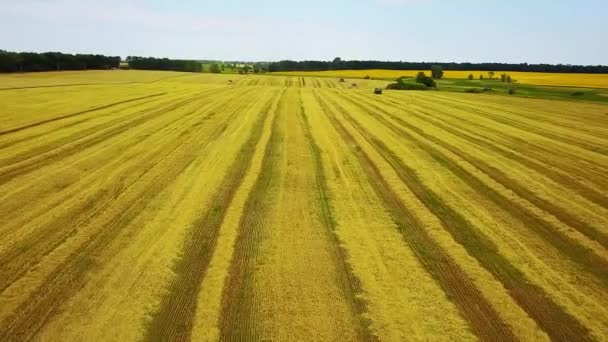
<box><xmin>268</xmin><ymin>59</ymin><xmax>608</xmax><ymax>74</ymax></box>
<box><xmin>0</xmin><ymin>50</ymin><xmax>120</xmax><ymax>72</ymax></box>
<box><xmin>0</xmin><ymin>50</ymin><xmax>202</xmax><ymax>73</ymax></box>
<box><xmin>126</xmin><ymin>56</ymin><xmax>202</xmax><ymax>72</ymax></box>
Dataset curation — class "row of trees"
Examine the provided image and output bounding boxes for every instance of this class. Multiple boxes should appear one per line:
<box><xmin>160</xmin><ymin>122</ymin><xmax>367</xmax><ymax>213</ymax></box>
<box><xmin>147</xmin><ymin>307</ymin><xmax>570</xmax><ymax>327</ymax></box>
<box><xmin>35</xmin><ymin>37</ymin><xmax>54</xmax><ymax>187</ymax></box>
<box><xmin>467</xmin><ymin>72</ymin><xmax>514</xmax><ymax>82</ymax></box>
<box><xmin>125</xmin><ymin>56</ymin><xmax>202</xmax><ymax>72</ymax></box>
<box><xmin>268</xmin><ymin>58</ymin><xmax>608</xmax><ymax>74</ymax></box>
<box><xmin>0</xmin><ymin>50</ymin><xmax>204</xmax><ymax>73</ymax></box>
<box><xmin>0</xmin><ymin>50</ymin><xmax>120</xmax><ymax>72</ymax></box>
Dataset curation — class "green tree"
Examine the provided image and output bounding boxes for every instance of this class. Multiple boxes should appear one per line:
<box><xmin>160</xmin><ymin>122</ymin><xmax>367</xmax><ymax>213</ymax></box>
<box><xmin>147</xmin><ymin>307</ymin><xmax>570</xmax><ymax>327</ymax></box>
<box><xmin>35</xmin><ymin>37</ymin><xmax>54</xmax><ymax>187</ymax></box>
<box><xmin>468</xmin><ymin>74</ymin><xmax>474</xmax><ymax>80</ymax></box>
<box><xmin>479</xmin><ymin>74</ymin><xmax>484</xmax><ymax>80</ymax></box>
<box><xmin>488</xmin><ymin>71</ymin><xmax>495</xmax><ymax>79</ymax></box>
<box><xmin>500</xmin><ymin>73</ymin><xmax>507</xmax><ymax>82</ymax></box>
<box><xmin>209</xmin><ymin>63</ymin><xmax>221</xmax><ymax>73</ymax></box>
<box><xmin>415</xmin><ymin>72</ymin><xmax>436</xmax><ymax>87</ymax></box>
<box><xmin>430</xmin><ymin>65</ymin><xmax>444</xmax><ymax>79</ymax></box>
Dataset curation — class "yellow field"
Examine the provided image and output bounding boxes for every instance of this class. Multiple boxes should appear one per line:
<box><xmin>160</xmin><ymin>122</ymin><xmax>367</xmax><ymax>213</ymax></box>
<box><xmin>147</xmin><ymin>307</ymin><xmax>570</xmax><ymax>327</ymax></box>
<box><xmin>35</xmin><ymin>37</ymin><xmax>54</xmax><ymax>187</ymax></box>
<box><xmin>1</xmin><ymin>71</ymin><xmax>607</xmax><ymax>341</ymax></box>
<box><xmin>273</xmin><ymin>69</ymin><xmax>608</xmax><ymax>88</ymax></box>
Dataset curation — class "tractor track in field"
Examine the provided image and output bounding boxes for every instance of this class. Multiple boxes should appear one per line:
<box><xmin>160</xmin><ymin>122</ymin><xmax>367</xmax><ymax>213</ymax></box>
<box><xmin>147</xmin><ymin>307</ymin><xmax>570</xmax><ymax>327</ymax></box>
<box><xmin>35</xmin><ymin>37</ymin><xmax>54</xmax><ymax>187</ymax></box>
<box><xmin>0</xmin><ymin>93</ymin><xmax>208</xmax><ymax>253</ymax></box>
<box><xmin>356</xmin><ymin>92</ymin><xmax>608</xmax><ymax>210</ymax></box>
<box><xmin>0</xmin><ymin>73</ymin><xmax>198</xmax><ymax>91</ymax></box>
<box><xmin>0</xmin><ymin>88</ymin><xmax>260</xmax><ymax>341</ymax></box>
<box><xmin>219</xmin><ymin>91</ymin><xmax>285</xmax><ymax>341</ymax></box>
<box><xmin>0</xmin><ymin>87</ymin><xmax>237</xmax><ymax>185</ymax></box>
<box><xmin>323</xmin><ymin>93</ymin><xmax>593</xmax><ymax>341</ymax></box>
<box><xmin>428</xmin><ymin>92</ymin><xmax>608</xmax><ymax>142</ymax></box>
<box><xmin>0</xmin><ymin>87</ymin><xmax>247</xmax><ymax>195</ymax></box>
<box><xmin>0</xmin><ymin>93</ymin><xmax>200</xmax><ymax>182</ymax></box>
<box><xmin>392</xmin><ymin>93</ymin><xmax>603</xmax><ymax>167</ymax></box>
<box><xmin>0</xmin><ymin>87</ymin><xmax>220</xmax><ymax>164</ymax></box>
<box><xmin>315</xmin><ymin>91</ymin><xmax>516</xmax><ymax>342</ymax></box>
<box><xmin>340</xmin><ymin>92</ymin><xmax>608</xmax><ymax>250</ymax></box>
<box><xmin>435</xmin><ymin>96</ymin><xmax>608</xmax><ymax>156</ymax></box>
<box><xmin>0</xmin><ymin>88</ymin><xmax>199</xmax><ymax>151</ymax></box>
<box><xmin>0</xmin><ymin>88</ymin><xmax>258</xmax><ymax>298</ymax></box>
<box><xmin>378</xmin><ymin>93</ymin><xmax>608</xmax><ymax>200</ymax></box>
<box><xmin>296</xmin><ymin>92</ymin><xmax>376</xmax><ymax>341</ymax></box>
<box><xmin>144</xmin><ymin>90</ymin><xmax>281</xmax><ymax>341</ymax></box>
<box><xmin>0</xmin><ymin>88</ymin><xmax>247</xmax><ymax>229</ymax></box>
<box><xmin>0</xmin><ymin>92</ymin><xmax>167</xmax><ymax>137</ymax></box>
<box><xmin>1</xmin><ymin>86</ymin><xmax>256</xmax><ymax>217</ymax></box>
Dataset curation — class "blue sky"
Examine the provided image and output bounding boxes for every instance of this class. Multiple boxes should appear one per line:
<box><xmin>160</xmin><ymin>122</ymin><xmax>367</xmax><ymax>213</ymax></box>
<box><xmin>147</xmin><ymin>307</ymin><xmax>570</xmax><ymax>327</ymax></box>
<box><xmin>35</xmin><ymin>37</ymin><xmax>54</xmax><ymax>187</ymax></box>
<box><xmin>2</xmin><ymin>0</ymin><xmax>606</xmax><ymax>64</ymax></box>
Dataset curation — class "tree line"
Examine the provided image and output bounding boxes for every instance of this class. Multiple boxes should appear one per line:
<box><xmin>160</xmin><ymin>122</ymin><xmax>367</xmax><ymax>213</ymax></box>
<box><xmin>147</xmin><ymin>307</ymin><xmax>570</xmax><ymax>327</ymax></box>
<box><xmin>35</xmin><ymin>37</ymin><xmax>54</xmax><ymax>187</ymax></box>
<box><xmin>268</xmin><ymin>58</ymin><xmax>608</xmax><ymax>74</ymax></box>
<box><xmin>0</xmin><ymin>50</ymin><xmax>120</xmax><ymax>72</ymax></box>
<box><xmin>125</xmin><ymin>56</ymin><xmax>202</xmax><ymax>72</ymax></box>
<box><xmin>0</xmin><ymin>50</ymin><xmax>202</xmax><ymax>73</ymax></box>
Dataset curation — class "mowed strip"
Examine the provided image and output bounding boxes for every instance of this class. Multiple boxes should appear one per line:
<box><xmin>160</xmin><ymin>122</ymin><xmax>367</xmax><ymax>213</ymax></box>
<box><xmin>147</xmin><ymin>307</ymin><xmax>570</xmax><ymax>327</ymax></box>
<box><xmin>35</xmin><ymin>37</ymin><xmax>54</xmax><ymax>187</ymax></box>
<box><xmin>352</xmin><ymin>91</ymin><xmax>608</xmax><ymax>337</ymax></box>
<box><xmin>341</xmin><ymin>91</ymin><xmax>608</xmax><ymax>256</ymax></box>
<box><xmin>0</xmin><ymin>86</ymin><xmax>259</xmax><ymax>339</ymax></box>
<box><xmin>33</xmin><ymin>88</ymin><xmax>280</xmax><ymax>341</ymax></box>
<box><xmin>323</xmin><ymin>91</ymin><xmax>595</xmax><ymax>340</ymax></box>
<box><xmin>145</xmin><ymin>88</ymin><xmax>282</xmax><ymax>340</ymax></box>
<box><xmin>0</xmin><ymin>86</ymin><xmax>256</xmax><ymax>296</ymax></box>
<box><xmin>372</xmin><ymin>92</ymin><xmax>608</xmax><ymax>211</ymax></box>
<box><xmin>314</xmin><ymin>91</ymin><xmax>516</xmax><ymax>341</ymax></box>
<box><xmin>297</xmin><ymin>90</ymin><xmax>375</xmax><ymax>341</ymax></box>
<box><xmin>394</xmin><ymin>93</ymin><xmax>608</xmax><ymax>190</ymax></box>
<box><xmin>299</xmin><ymin>89</ymin><xmax>481</xmax><ymax>340</ymax></box>
<box><xmin>0</xmin><ymin>87</ymin><xmax>220</xmax><ymax>184</ymax></box>
<box><xmin>220</xmin><ymin>88</ymin><xmax>369</xmax><ymax>340</ymax></box>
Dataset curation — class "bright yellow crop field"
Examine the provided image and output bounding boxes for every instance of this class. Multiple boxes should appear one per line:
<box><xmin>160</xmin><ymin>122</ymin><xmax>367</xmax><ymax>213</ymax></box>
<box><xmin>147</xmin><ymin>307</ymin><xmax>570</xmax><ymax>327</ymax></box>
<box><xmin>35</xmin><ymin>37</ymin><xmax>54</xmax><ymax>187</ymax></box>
<box><xmin>1</xmin><ymin>71</ymin><xmax>608</xmax><ymax>341</ymax></box>
<box><xmin>273</xmin><ymin>69</ymin><xmax>608</xmax><ymax>88</ymax></box>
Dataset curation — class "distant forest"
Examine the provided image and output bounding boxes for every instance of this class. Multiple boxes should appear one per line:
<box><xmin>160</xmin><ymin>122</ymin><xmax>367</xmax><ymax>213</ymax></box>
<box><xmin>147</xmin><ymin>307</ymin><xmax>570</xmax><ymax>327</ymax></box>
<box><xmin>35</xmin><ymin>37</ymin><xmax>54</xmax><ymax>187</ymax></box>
<box><xmin>0</xmin><ymin>50</ymin><xmax>201</xmax><ymax>73</ymax></box>
<box><xmin>2</xmin><ymin>50</ymin><xmax>607</xmax><ymax>74</ymax></box>
<box><xmin>0</xmin><ymin>50</ymin><xmax>120</xmax><ymax>73</ymax></box>
<box><xmin>268</xmin><ymin>58</ymin><xmax>608</xmax><ymax>74</ymax></box>
<box><xmin>125</xmin><ymin>56</ymin><xmax>202</xmax><ymax>72</ymax></box>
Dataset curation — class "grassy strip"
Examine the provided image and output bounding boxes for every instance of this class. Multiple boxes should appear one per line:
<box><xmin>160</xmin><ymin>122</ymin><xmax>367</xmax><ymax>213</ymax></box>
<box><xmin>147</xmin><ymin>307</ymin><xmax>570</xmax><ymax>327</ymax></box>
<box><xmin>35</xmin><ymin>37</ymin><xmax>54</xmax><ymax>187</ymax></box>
<box><xmin>297</xmin><ymin>93</ymin><xmax>377</xmax><ymax>341</ymax></box>
<box><xmin>436</xmin><ymin>79</ymin><xmax>608</xmax><ymax>104</ymax></box>
<box><xmin>315</xmin><ymin>91</ymin><xmax>516</xmax><ymax>341</ymax></box>
<box><xmin>327</xmin><ymin>95</ymin><xmax>592</xmax><ymax>341</ymax></box>
<box><xmin>145</xmin><ymin>93</ymin><xmax>279</xmax><ymax>340</ymax></box>
<box><xmin>219</xmin><ymin>92</ymin><xmax>285</xmax><ymax>340</ymax></box>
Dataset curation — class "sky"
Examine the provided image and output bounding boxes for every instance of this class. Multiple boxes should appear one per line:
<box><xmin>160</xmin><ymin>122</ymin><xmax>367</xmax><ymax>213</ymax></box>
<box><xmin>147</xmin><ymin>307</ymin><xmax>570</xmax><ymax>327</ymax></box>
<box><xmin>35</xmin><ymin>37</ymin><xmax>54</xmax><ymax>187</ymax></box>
<box><xmin>1</xmin><ymin>0</ymin><xmax>607</xmax><ymax>65</ymax></box>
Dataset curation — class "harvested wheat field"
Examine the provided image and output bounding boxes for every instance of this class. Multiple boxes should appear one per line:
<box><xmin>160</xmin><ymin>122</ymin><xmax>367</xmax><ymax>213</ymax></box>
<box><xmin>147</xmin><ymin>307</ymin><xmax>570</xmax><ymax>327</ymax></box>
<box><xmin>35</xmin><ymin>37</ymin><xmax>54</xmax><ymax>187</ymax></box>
<box><xmin>1</xmin><ymin>71</ymin><xmax>608</xmax><ymax>341</ymax></box>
